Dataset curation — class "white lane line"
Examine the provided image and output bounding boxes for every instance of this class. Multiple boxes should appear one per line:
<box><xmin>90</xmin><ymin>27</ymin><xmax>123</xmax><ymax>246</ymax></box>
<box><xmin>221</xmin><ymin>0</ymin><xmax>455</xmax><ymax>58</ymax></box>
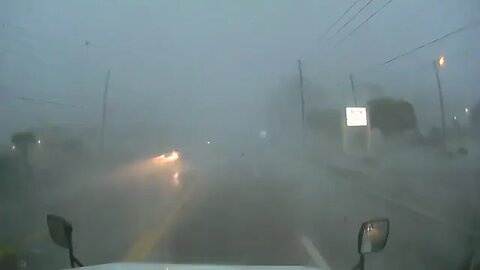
<box><xmin>300</xmin><ymin>235</ymin><xmax>332</xmax><ymax>270</ymax></box>
<box><xmin>361</xmin><ymin>180</ymin><xmax>480</xmax><ymax>237</ymax></box>
<box><xmin>365</xmin><ymin>186</ymin><xmax>479</xmax><ymax>236</ymax></box>
<box><xmin>328</xmin><ymin>166</ymin><xmax>480</xmax><ymax>237</ymax></box>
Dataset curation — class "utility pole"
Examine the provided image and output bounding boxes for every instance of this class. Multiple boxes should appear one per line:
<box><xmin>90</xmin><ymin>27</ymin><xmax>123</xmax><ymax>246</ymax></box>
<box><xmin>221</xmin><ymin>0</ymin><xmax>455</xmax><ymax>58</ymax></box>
<box><xmin>349</xmin><ymin>73</ymin><xmax>358</xmax><ymax>106</ymax></box>
<box><xmin>433</xmin><ymin>60</ymin><xmax>447</xmax><ymax>143</ymax></box>
<box><xmin>100</xmin><ymin>70</ymin><xmax>111</xmax><ymax>151</ymax></box>
<box><xmin>298</xmin><ymin>60</ymin><xmax>305</xmax><ymax>133</ymax></box>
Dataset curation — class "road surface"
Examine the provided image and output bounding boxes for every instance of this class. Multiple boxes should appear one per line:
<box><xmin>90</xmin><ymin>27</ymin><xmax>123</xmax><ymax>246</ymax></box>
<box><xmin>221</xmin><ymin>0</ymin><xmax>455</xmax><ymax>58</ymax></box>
<box><xmin>1</xmin><ymin>148</ymin><xmax>478</xmax><ymax>270</ymax></box>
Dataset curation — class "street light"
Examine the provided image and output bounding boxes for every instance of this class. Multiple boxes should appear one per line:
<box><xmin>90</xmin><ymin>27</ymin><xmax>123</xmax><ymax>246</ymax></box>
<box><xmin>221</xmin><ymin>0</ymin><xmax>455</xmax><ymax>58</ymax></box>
<box><xmin>438</xmin><ymin>56</ymin><xmax>446</xmax><ymax>68</ymax></box>
<box><xmin>433</xmin><ymin>56</ymin><xmax>447</xmax><ymax>145</ymax></box>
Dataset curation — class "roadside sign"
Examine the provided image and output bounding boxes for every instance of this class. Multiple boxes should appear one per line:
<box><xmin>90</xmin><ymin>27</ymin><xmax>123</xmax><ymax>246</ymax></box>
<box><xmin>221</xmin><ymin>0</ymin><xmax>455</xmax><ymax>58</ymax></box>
<box><xmin>346</xmin><ymin>107</ymin><xmax>368</xmax><ymax>127</ymax></box>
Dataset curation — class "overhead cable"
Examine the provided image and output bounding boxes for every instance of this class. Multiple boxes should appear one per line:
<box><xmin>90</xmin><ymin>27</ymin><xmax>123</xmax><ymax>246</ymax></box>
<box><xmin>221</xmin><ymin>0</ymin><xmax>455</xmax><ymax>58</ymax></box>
<box><xmin>320</xmin><ymin>0</ymin><xmax>362</xmax><ymax>41</ymax></box>
<box><xmin>330</xmin><ymin>0</ymin><xmax>375</xmax><ymax>40</ymax></box>
<box><xmin>382</xmin><ymin>21</ymin><xmax>480</xmax><ymax>65</ymax></box>
<box><xmin>347</xmin><ymin>0</ymin><xmax>394</xmax><ymax>39</ymax></box>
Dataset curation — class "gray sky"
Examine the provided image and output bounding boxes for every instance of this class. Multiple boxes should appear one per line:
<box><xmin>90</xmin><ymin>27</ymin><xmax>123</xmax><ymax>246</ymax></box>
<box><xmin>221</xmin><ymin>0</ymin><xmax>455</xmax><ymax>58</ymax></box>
<box><xmin>1</xmin><ymin>0</ymin><xmax>479</xmax><ymax>141</ymax></box>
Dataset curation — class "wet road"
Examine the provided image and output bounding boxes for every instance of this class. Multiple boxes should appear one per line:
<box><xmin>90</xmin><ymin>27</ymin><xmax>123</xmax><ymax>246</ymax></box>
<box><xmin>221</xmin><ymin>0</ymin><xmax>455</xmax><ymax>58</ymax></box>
<box><xmin>1</xmin><ymin>149</ymin><xmax>479</xmax><ymax>270</ymax></box>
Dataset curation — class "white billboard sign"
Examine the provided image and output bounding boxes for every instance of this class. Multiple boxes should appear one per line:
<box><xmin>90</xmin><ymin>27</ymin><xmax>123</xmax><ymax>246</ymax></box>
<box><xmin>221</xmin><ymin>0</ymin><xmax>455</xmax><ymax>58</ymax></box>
<box><xmin>346</xmin><ymin>107</ymin><xmax>368</xmax><ymax>127</ymax></box>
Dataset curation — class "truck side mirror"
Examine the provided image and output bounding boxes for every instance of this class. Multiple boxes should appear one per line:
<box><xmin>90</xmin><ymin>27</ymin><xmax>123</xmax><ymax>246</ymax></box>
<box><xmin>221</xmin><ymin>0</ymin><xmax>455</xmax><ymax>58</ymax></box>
<box><xmin>352</xmin><ymin>218</ymin><xmax>389</xmax><ymax>270</ymax></box>
<box><xmin>47</xmin><ymin>215</ymin><xmax>72</xmax><ymax>249</ymax></box>
<box><xmin>46</xmin><ymin>215</ymin><xmax>83</xmax><ymax>268</ymax></box>
<box><xmin>358</xmin><ymin>218</ymin><xmax>389</xmax><ymax>254</ymax></box>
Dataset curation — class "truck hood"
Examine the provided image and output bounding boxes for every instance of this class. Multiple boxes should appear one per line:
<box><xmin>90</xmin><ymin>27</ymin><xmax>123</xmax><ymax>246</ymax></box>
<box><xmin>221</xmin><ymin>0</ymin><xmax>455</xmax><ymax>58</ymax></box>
<box><xmin>67</xmin><ymin>263</ymin><xmax>320</xmax><ymax>270</ymax></box>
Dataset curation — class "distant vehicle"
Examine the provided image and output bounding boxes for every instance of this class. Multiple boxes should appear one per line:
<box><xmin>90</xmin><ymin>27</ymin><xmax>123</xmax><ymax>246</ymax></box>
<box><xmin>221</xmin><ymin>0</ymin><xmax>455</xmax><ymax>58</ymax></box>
<box><xmin>8</xmin><ymin>131</ymin><xmax>42</xmax><ymax>174</ymax></box>
<box><xmin>152</xmin><ymin>150</ymin><xmax>182</xmax><ymax>186</ymax></box>
<box><xmin>10</xmin><ymin>139</ymin><xmax>41</xmax><ymax>151</ymax></box>
<box><xmin>153</xmin><ymin>150</ymin><xmax>180</xmax><ymax>163</ymax></box>
<box><xmin>10</xmin><ymin>131</ymin><xmax>40</xmax><ymax>152</ymax></box>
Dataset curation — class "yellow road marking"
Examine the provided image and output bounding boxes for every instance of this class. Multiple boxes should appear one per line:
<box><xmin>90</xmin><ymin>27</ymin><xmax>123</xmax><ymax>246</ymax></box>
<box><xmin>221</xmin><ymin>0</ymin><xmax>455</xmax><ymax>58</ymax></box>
<box><xmin>124</xmin><ymin>182</ymin><xmax>197</xmax><ymax>261</ymax></box>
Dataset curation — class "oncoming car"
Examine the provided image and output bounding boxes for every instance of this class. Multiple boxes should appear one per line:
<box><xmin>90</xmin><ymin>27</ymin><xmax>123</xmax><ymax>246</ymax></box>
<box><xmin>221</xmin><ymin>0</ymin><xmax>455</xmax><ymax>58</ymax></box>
<box><xmin>152</xmin><ymin>150</ymin><xmax>181</xmax><ymax>186</ymax></box>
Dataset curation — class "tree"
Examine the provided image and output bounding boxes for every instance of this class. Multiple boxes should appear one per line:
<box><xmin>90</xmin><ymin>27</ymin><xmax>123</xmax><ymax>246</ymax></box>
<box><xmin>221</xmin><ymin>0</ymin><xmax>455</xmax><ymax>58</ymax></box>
<box><xmin>471</xmin><ymin>100</ymin><xmax>480</xmax><ymax>139</ymax></box>
<box><xmin>367</xmin><ymin>97</ymin><xmax>418</xmax><ymax>137</ymax></box>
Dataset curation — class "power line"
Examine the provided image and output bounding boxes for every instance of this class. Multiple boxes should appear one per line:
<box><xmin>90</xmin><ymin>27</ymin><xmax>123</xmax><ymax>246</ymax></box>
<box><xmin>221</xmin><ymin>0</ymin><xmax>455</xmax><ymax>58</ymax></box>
<box><xmin>7</xmin><ymin>94</ymin><xmax>83</xmax><ymax>108</ymax></box>
<box><xmin>320</xmin><ymin>0</ymin><xmax>362</xmax><ymax>41</ymax></box>
<box><xmin>382</xmin><ymin>21</ymin><xmax>480</xmax><ymax>65</ymax></box>
<box><xmin>345</xmin><ymin>0</ymin><xmax>394</xmax><ymax>40</ymax></box>
<box><xmin>17</xmin><ymin>96</ymin><xmax>81</xmax><ymax>108</ymax></box>
<box><xmin>330</xmin><ymin>0</ymin><xmax>375</xmax><ymax>40</ymax></box>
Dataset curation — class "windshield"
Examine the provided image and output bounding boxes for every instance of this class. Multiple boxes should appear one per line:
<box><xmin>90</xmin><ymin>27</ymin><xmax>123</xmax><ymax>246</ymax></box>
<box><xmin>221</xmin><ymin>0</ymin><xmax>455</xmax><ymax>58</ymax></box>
<box><xmin>1</xmin><ymin>1</ymin><xmax>479</xmax><ymax>269</ymax></box>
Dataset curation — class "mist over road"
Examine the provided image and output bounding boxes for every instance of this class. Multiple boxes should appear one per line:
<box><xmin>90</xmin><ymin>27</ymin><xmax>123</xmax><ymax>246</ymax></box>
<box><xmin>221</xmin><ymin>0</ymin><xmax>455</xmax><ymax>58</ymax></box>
<box><xmin>1</xmin><ymin>143</ymin><xmax>478</xmax><ymax>270</ymax></box>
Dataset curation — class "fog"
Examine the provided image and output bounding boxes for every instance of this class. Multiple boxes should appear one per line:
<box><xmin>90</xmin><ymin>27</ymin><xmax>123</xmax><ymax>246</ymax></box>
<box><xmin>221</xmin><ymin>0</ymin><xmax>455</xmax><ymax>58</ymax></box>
<box><xmin>1</xmin><ymin>1</ymin><xmax>480</xmax><ymax>270</ymax></box>
<box><xmin>1</xmin><ymin>0</ymin><xmax>479</xmax><ymax>138</ymax></box>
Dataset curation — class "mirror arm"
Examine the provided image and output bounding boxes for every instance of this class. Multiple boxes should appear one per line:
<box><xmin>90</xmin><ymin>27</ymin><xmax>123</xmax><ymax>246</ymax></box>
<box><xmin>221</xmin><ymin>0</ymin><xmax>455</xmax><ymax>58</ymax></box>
<box><xmin>73</xmin><ymin>256</ymin><xmax>84</xmax><ymax>267</ymax></box>
<box><xmin>359</xmin><ymin>254</ymin><xmax>365</xmax><ymax>270</ymax></box>
<box><xmin>68</xmin><ymin>245</ymin><xmax>84</xmax><ymax>267</ymax></box>
<box><xmin>66</xmin><ymin>231</ymin><xmax>84</xmax><ymax>268</ymax></box>
<box><xmin>66</xmin><ymin>228</ymin><xmax>75</xmax><ymax>268</ymax></box>
<box><xmin>351</xmin><ymin>254</ymin><xmax>365</xmax><ymax>270</ymax></box>
<box><xmin>68</xmin><ymin>246</ymin><xmax>75</xmax><ymax>268</ymax></box>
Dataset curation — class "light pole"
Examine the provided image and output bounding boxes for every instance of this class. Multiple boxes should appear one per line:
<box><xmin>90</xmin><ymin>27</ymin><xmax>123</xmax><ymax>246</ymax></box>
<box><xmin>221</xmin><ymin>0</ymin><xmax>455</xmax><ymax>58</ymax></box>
<box><xmin>100</xmin><ymin>70</ymin><xmax>111</xmax><ymax>151</ymax></box>
<box><xmin>297</xmin><ymin>60</ymin><xmax>305</xmax><ymax>145</ymax></box>
<box><xmin>433</xmin><ymin>56</ymin><xmax>447</xmax><ymax>144</ymax></box>
<box><xmin>298</xmin><ymin>60</ymin><xmax>305</xmax><ymax>132</ymax></box>
<box><xmin>349</xmin><ymin>73</ymin><xmax>358</xmax><ymax>106</ymax></box>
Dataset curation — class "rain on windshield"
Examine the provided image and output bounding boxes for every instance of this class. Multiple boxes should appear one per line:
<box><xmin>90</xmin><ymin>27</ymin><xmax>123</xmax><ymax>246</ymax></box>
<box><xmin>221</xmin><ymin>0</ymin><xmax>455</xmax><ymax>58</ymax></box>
<box><xmin>1</xmin><ymin>1</ymin><xmax>479</xmax><ymax>269</ymax></box>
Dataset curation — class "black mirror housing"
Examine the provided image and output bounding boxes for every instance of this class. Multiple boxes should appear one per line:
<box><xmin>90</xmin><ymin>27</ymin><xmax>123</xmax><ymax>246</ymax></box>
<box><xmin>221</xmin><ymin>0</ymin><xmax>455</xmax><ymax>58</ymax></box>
<box><xmin>46</xmin><ymin>214</ymin><xmax>84</xmax><ymax>267</ymax></box>
<box><xmin>358</xmin><ymin>218</ymin><xmax>389</xmax><ymax>254</ymax></box>
<box><xmin>47</xmin><ymin>215</ymin><xmax>73</xmax><ymax>249</ymax></box>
